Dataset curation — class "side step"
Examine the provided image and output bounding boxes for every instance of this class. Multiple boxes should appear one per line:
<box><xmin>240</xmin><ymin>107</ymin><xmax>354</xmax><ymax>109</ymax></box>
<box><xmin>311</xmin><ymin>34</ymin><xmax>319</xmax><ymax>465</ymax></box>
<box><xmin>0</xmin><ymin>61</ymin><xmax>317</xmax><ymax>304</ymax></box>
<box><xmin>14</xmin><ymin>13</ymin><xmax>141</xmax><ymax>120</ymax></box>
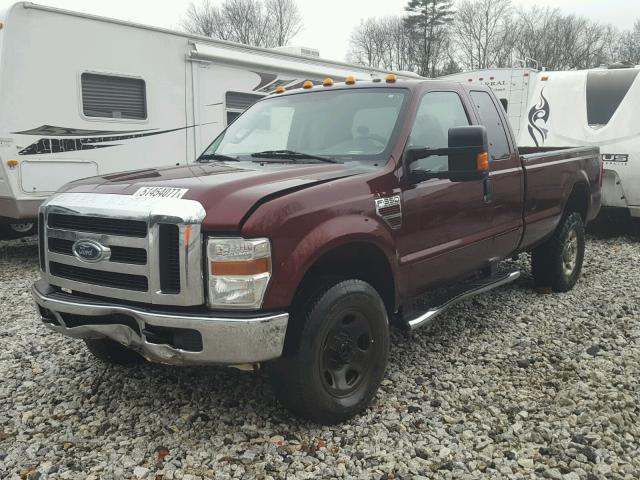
<box><xmin>404</xmin><ymin>270</ymin><xmax>521</xmax><ymax>331</ymax></box>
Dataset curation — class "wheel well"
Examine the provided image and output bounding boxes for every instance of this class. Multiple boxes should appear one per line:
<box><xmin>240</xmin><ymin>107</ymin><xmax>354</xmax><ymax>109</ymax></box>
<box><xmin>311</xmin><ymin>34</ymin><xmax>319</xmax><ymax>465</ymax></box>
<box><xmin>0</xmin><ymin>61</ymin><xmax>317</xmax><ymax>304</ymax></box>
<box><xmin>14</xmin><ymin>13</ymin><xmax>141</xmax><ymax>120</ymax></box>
<box><xmin>294</xmin><ymin>242</ymin><xmax>396</xmax><ymax>316</ymax></box>
<box><xmin>565</xmin><ymin>182</ymin><xmax>589</xmax><ymax>221</ymax></box>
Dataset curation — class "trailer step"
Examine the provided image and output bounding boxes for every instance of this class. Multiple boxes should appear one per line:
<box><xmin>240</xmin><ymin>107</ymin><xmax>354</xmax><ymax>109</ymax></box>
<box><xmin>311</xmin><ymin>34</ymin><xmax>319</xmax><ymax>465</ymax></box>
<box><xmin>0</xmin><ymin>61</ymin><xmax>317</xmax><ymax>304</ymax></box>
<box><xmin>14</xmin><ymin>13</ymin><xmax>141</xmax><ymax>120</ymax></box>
<box><xmin>403</xmin><ymin>270</ymin><xmax>521</xmax><ymax>331</ymax></box>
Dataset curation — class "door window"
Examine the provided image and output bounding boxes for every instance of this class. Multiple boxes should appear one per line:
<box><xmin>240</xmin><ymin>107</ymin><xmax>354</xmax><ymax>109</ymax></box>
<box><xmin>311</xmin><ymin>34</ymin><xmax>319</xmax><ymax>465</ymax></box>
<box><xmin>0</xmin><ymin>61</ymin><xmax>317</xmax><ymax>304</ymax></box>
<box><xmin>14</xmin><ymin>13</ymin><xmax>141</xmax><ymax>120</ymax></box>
<box><xmin>470</xmin><ymin>90</ymin><xmax>510</xmax><ymax>160</ymax></box>
<box><xmin>408</xmin><ymin>91</ymin><xmax>470</xmax><ymax>175</ymax></box>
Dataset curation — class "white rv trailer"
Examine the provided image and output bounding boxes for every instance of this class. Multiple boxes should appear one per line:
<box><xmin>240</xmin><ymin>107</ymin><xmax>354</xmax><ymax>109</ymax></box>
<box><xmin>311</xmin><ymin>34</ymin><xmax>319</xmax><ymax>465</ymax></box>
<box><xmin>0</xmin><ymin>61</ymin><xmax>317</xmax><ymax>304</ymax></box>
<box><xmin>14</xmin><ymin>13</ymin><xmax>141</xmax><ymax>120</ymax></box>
<box><xmin>439</xmin><ymin>66</ymin><xmax>539</xmax><ymax>140</ymax></box>
<box><xmin>518</xmin><ymin>67</ymin><xmax>640</xmax><ymax>218</ymax></box>
<box><xmin>0</xmin><ymin>2</ymin><xmax>416</xmax><ymax>236</ymax></box>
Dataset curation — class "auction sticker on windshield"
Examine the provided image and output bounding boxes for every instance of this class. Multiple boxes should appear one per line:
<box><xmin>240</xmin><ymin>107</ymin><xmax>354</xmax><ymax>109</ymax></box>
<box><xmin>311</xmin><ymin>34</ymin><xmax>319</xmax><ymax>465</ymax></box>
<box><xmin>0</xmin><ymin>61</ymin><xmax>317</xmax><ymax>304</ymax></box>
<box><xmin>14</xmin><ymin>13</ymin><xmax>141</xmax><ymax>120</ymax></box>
<box><xmin>133</xmin><ymin>187</ymin><xmax>189</xmax><ymax>199</ymax></box>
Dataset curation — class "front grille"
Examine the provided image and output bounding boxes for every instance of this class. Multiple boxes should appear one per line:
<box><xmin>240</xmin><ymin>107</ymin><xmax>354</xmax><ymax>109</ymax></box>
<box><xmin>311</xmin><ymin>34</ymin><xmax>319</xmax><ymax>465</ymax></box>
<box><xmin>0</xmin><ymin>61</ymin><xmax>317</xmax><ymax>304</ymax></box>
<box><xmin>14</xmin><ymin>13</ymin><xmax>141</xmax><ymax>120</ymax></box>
<box><xmin>50</xmin><ymin>261</ymin><xmax>149</xmax><ymax>291</ymax></box>
<box><xmin>42</xmin><ymin>193</ymin><xmax>204</xmax><ymax>306</ymax></box>
<box><xmin>48</xmin><ymin>213</ymin><xmax>147</xmax><ymax>237</ymax></box>
<box><xmin>159</xmin><ymin>224</ymin><xmax>180</xmax><ymax>294</ymax></box>
<box><xmin>48</xmin><ymin>237</ymin><xmax>147</xmax><ymax>265</ymax></box>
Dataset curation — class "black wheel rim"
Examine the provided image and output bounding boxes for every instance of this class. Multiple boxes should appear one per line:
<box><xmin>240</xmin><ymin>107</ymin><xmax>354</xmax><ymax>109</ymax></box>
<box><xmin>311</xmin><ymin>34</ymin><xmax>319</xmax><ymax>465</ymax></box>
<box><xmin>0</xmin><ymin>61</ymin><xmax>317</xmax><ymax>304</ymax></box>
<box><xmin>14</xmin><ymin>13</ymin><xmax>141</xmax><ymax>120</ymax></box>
<box><xmin>320</xmin><ymin>310</ymin><xmax>375</xmax><ymax>398</ymax></box>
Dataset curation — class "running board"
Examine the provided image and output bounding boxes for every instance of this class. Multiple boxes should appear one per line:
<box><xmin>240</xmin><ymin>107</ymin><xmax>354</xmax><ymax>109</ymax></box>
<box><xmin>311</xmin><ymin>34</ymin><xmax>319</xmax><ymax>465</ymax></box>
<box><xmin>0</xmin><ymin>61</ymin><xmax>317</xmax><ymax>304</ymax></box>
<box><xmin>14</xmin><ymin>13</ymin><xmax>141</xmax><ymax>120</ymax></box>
<box><xmin>404</xmin><ymin>270</ymin><xmax>521</xmax><ymax>331</ymax></box>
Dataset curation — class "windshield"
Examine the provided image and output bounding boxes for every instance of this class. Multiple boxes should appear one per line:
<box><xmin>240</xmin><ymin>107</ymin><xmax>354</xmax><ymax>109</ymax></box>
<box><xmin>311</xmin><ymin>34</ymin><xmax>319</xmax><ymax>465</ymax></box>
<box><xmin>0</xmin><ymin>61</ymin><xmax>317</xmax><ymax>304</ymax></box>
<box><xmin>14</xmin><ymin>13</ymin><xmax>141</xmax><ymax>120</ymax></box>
<box><xmin>201</xmin><ymin>88</ymin><xmax>407</xmax><ymax>164</ymax></box>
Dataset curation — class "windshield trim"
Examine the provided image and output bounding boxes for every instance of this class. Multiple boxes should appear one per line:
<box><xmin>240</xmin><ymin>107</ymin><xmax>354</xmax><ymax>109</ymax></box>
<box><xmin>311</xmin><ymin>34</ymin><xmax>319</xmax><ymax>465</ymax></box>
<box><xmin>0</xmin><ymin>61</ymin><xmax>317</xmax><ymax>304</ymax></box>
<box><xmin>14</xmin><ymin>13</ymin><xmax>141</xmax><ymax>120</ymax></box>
<box><xmin>199</xmin><ymin>87</ymin><xmax>411</xmax><ymax>167</ymax></box>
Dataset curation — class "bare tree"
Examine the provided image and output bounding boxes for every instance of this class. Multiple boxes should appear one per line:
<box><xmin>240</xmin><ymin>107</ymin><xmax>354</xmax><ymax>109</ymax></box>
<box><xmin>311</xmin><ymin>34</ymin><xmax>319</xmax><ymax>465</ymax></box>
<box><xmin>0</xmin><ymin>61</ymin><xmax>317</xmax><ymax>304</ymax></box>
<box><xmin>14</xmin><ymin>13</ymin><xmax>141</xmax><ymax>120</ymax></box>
<box><xmin>454</xmin><ymin>0</ymin><xmax>514</xmax><ymax>70</ymax></box>
<box><xmin>617</xmin><ymin>20</ymin><xmax>640</xmax><ymax>64</ymax></box>
<box><xmin>181</xmin><ymin>0</ymin><xmax>302</xmax><ymax>48</ymax></box>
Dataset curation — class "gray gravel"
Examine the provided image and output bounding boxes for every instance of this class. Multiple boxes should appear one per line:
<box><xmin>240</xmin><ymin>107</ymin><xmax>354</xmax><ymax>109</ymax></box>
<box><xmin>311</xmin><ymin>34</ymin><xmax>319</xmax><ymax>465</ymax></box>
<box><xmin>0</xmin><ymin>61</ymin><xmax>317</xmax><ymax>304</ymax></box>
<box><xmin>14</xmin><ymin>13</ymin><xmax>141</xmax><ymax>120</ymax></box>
<box><xmin>1</xmin><ymin>231</ymin><xmax>639</xmax><ymax>480</ymax></box>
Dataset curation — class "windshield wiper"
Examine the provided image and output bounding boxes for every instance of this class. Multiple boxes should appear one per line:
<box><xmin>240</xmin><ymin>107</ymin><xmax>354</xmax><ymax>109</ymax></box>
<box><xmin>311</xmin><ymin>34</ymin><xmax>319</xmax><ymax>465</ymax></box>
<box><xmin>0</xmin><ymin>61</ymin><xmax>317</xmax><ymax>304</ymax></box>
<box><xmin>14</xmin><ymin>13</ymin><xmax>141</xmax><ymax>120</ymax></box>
<box><xmin>197</xmin><ymin>153</ymin><xmax>240</xmax><ymax>162</ymax></box>
<box><xmin>250</xmin><ymin>150</ymin><xmax>342</xmax><ymax>164</ymax></box>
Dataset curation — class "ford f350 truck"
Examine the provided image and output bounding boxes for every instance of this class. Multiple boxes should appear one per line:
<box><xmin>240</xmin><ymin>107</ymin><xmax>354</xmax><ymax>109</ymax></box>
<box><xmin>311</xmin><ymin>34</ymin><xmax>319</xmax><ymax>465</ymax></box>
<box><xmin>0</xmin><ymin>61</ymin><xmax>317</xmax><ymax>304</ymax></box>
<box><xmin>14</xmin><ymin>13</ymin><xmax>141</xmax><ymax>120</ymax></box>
<box><xmin>33</xmin><ymin>76</ymin><xmax>601</xmax><ymax>424</ymax></box>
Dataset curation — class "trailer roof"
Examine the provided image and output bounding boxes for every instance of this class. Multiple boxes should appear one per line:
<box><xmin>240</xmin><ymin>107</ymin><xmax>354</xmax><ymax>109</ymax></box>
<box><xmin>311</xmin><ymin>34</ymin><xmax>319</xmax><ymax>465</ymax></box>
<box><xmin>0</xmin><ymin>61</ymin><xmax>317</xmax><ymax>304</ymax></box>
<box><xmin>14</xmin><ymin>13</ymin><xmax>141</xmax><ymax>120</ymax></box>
<box><xmin>14</xmin><ymin>2</ymin><xmax>419</xmax><ymax>79</ymax></box>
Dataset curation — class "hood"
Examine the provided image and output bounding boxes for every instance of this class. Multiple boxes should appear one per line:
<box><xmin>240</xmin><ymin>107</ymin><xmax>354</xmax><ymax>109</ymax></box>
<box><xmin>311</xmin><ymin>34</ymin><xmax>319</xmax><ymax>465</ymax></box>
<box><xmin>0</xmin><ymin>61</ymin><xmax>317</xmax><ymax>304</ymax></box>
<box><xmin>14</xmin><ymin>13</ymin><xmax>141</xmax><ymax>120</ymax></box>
<box><xmin>60</xmin><ymin>161</ymin><xmax>359</xmax><ymax>231</ymax></box>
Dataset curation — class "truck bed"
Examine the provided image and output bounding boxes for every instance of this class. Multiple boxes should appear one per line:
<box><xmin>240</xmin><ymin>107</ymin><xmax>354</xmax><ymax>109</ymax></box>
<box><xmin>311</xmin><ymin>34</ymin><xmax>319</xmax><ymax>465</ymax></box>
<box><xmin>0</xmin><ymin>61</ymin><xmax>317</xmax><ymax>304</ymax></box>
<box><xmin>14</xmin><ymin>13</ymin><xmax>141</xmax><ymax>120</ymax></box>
<box><xmin>518</xmin><ymin>145</ymin><xmax>601</xmax><ymax>250</ymax></box>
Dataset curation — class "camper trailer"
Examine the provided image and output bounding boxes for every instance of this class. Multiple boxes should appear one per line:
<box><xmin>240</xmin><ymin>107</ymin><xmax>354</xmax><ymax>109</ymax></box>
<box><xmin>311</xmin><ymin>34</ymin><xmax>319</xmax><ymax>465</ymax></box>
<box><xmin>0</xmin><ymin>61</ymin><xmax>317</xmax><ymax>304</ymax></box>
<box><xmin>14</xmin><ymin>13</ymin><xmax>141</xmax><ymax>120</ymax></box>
<box><xmin>518</xmin><ymin>67</ymin><xmax>640</xmax><ymax>219</ymax></box>
<box><xmin>0</xmin><ymin>3</ymin><xmax>414</xmax><ymax>237</ymax></box>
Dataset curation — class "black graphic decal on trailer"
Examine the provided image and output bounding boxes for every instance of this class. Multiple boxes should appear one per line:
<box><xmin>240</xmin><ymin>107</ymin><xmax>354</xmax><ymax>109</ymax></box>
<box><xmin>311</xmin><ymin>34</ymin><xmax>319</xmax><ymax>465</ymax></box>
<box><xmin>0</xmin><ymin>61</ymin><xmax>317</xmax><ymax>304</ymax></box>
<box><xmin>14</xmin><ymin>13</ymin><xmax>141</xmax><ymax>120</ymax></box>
<box><xmin>527</xmin><ymin>88</ymin><xmax>550</xmax><ymax>147</ymax></box>
<box><xmin>13</xmin><ymin>124</ymin><xmax>213</xmax><ymax>156</ymax></box>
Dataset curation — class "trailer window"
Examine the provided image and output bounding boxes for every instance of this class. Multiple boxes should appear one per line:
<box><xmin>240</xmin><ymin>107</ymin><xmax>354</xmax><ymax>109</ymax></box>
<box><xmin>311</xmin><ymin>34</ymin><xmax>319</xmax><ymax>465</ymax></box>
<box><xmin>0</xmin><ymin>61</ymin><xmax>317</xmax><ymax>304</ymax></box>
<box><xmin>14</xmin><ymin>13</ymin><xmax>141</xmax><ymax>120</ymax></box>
<box><xmin>470</xmin><ymin>91</ymin><xmax>510</xmax><ymax>160</ymax></box>
<box><xmin>226</xmin><ymin>92</ymin><xmax>264</xmax><ymax>125</ymax></box>
<box><xmin>81</xmin><ymin>73</ymin><xmax>147</xmax><ymax>120</ymax></box>
<box><xmin>586</xmin><ymin>70</ymin><xmax>639</xmax><ymax>126</ymax></box>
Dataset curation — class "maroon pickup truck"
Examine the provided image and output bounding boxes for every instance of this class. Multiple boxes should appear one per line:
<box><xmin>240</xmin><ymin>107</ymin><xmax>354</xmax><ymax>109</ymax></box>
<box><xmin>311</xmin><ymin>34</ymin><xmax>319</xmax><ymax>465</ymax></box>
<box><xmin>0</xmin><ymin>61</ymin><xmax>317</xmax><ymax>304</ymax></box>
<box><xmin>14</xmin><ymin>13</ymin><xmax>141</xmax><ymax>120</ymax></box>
<box><xmin>33</xmin><ymin>77</ymin><xmax>601</xmax><ymax>424</ymax></box>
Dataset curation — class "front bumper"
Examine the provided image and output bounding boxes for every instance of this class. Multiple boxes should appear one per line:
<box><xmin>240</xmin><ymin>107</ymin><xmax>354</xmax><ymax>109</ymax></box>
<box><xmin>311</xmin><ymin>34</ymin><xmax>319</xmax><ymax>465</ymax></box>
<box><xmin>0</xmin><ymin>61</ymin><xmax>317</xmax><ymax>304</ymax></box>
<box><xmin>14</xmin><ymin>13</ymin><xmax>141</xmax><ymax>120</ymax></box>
<box><xmin>32</xmin><ymin>280</ymin><xmax>288</xmax><ymax>366</ymax></box>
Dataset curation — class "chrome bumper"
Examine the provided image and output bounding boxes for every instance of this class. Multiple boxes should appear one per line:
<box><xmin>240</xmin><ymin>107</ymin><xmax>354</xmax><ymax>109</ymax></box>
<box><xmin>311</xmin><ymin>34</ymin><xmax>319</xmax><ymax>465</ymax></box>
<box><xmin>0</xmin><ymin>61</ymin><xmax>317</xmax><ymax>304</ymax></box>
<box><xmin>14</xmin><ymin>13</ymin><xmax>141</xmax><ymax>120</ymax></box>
<box><xmin>32</xmin><ymin>280</ymin><xmax>288</xmax><ymax>366</ymax></box>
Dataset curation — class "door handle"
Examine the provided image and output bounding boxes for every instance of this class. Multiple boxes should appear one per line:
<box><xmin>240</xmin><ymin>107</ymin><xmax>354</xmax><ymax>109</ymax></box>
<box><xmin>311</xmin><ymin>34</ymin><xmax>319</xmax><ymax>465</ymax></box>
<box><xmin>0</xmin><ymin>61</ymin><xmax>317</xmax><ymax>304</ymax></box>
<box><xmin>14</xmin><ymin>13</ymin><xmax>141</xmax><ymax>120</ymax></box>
<box><xmin>483</xmin><ymin>177</ymin><xmax>493</xmax><ymax>203</ymax></box>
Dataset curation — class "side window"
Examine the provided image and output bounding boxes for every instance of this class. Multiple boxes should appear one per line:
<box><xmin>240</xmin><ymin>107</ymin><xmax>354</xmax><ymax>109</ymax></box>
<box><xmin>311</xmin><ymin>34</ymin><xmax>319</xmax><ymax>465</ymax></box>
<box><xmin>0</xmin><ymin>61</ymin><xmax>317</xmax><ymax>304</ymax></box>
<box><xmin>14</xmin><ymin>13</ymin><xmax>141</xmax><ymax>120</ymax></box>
<box><xmin>81</xmin><ymin>73</ymin><xmax>146</xmax><ymax>120</ymax></box>
<box><xmin>226</xmin><ymin>92</ymin><xmax>264</xmax><ymax>126</ymax></box>
<box><xmin>470</xmin><ymin>91</ymin><xmax>510</xmax><ymax>160</ymax></box>
<box><xmin>408</xmin><ymin>91</ymin><xmax>470</xmax><ymax>174</ymax></box>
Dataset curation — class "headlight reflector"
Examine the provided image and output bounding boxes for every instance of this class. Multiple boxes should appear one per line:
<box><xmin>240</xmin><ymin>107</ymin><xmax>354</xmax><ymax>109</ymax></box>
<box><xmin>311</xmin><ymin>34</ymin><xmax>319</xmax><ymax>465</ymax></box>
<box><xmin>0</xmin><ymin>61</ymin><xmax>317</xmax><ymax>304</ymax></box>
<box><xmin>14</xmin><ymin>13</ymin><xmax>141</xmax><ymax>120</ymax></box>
<box><xmin>207</xmin><ymin>238</ymin><xmax>271</xmax><ymax>309</ymax></box>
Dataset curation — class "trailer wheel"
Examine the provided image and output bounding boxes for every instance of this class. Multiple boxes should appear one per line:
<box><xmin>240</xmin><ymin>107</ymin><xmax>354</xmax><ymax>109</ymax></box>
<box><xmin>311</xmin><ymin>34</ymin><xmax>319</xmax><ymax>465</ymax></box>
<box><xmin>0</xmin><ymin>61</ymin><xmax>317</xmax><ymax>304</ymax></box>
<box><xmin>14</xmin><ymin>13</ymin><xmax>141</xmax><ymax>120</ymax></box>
<box><xmin>531</xmin><ymin>212</ymin><xmax>585</xmax><ymax>292</ymax></box>
<box><xmin>84</xmin><ymin>338</ymin><xmax>145</xmax><ymax>366</ymax></box>
<box><xmin>0</xmin><ymin>222</ymin><xmax>37</xmax><ymax>239</ymax></box>
<box><xmin>269</xmin><ymin>279</ymin><xmax>389</xmax><ymax>425</ymax></box>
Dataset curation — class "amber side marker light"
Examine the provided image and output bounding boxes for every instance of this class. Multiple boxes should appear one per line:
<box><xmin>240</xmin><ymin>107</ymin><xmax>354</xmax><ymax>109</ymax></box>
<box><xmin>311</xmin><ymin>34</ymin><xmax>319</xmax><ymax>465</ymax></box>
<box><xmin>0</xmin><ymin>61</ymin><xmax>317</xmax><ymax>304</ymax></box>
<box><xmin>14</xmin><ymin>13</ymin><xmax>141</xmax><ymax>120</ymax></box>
<box><xmin>541</xmin><ymin>75</ymin><xmax>550</xmax><ymax>81</ymax></box>
<box><xmin>275</xmin><ymin>85</ymin><xmax>285</xmax><ymax>93</ymax></box>
<box><xmin>345</xmin><ymin>75</ymin><xmax>356</xmax><ymax>85</ymax></box>
<box><xmin>476</xmin><ymin>152</ymin><xmax>490</xmax><ymax>171</ymax></box>
<box><xmin>385</xmin><ymin>74</ymin><xmax>397</xmax><ymax>83</ymax></box>
<box><xmin>211</xmin><ymin>258</ymin><xmax>271</xmax><ymax>276</ymax></box>
<box><xmin>303</xmin><ymin>80</ymin><xmax>314</xmax><ymax>89</ymax></box>
<box><xmin>6</xmin><ymin>159</ymin><xmax>18</xmax><ymax>168</ymax></box>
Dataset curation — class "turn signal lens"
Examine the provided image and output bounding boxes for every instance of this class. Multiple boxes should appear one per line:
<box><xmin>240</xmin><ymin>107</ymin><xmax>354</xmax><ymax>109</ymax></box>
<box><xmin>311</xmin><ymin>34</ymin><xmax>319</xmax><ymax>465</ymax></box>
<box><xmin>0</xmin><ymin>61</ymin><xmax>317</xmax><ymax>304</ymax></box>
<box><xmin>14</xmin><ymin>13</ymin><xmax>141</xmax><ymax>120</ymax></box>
<box><xmin>385</xmin><ymin>74</ymin><xmax>397</xmax><ymax>83</ymax></box>
<box><xmin>211</xmin><ymin>258</ymin><xmax>271</xmax><ymax>276</ymax></box>
<box><xmin>345</xmin><ymin>75</ymin><xmax>356</xmax><ymax>85</ymax></box>
<box><xmin>275</xmin><ymin>85</ymin><xmax>285</xmax><ymax>93</ymax></box>
<box><xmin>322</xmin><ymin>78</ymin><xmax>334</xmax><ymax>87</ymax></box>
<box><xmin>6</xmin><ymin>160</ymin><xmax>18</xmax><ymax>168</ymax></box>
<box><xmin>476</xmin><ymin>152</ymin><xmax>490</xmax><ymax>171</ymax></box>
<box><xmin>303</xmin><ymin>80</ymin><xmax>313</xmax><ymax>89</ymax></box>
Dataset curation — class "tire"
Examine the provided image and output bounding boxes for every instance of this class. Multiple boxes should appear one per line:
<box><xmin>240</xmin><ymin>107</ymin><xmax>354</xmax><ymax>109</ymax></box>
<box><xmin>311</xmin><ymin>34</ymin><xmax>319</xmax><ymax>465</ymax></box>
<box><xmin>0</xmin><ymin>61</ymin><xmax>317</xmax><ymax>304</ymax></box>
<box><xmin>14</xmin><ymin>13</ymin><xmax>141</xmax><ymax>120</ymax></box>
<box><xmin>84</xmin><ymin>338</ymin><xmax>145</xmax><ymax>366</ymax></box>
<box><xmin>531</xmin><ymin>212</ymin><xmax>585</xmax><ymax>292</ymax></box>
<box><xmin>0</xmin><ymin>222</ymin><xmax>37</xmax><ymax>240</ymax></box>
<box><xmin>269</xmin><ymin>279</ymin><xmax>390</xmax><ymax>425</ymax></box>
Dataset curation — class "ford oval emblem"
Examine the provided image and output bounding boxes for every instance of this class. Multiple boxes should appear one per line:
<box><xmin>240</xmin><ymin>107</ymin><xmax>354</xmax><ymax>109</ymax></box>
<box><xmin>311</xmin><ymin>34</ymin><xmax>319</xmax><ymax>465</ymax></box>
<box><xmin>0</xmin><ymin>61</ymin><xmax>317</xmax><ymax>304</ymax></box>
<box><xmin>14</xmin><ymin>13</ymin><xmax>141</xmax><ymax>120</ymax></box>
<box><xmin>72</xmin><ymin>240</ymin><xmax>111</xmax><ymax>263</ymax></box>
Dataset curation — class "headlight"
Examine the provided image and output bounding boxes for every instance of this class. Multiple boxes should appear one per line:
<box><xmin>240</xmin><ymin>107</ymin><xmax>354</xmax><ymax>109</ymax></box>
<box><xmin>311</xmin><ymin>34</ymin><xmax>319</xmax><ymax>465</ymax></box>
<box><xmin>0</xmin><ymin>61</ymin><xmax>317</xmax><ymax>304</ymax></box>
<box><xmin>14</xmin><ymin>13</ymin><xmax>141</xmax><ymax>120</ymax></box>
<box><xmin>206</xmin><ymin>237</ymin><xmax>271</xmax><ymax>309</ymax></box>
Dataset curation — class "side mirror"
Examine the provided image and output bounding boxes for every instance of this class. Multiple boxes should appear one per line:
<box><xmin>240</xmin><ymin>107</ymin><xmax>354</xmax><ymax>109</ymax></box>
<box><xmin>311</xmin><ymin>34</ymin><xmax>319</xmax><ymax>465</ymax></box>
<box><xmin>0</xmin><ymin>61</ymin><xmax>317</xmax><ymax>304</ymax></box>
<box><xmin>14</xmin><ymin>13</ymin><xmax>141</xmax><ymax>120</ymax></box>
<box><xmin>447</xmin><ymin>125</ymin><xmax>490</xmax><ymax>182</ymax></box>
<box><xmin>404</xmin><ymin>125</ymin><xmax>490</xmax><ymax>183</ymax></box>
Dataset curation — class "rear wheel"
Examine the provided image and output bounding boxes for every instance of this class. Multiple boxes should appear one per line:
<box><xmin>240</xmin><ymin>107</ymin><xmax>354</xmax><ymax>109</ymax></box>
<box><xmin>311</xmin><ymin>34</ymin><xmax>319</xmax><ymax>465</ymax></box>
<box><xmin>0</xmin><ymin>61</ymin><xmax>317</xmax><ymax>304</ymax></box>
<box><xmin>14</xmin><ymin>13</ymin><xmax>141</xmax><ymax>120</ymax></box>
<box><xmin>84</xmin><ymin>338</ymin><xmax>145</xmax><ymax>366</ymax></box>
<box><xmin>531</xmin><ymin>212</ymin><xmax>585</xmax><ymax>292</ymax></box>
<box><xmin>269</xmin><ymin>279</ymin><xmax>389</xmax><ymax>424</ymax></box>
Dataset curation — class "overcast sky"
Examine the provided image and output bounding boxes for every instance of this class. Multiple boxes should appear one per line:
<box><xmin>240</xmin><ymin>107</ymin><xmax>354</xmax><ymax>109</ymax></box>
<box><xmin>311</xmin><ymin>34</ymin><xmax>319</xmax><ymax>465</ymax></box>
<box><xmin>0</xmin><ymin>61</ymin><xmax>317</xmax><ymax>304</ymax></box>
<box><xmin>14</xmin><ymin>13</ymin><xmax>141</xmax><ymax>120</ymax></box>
<box><xmin>0</xmin><ymin>0</ymin><xmax>636</xmax><ymax>61</ymax></box>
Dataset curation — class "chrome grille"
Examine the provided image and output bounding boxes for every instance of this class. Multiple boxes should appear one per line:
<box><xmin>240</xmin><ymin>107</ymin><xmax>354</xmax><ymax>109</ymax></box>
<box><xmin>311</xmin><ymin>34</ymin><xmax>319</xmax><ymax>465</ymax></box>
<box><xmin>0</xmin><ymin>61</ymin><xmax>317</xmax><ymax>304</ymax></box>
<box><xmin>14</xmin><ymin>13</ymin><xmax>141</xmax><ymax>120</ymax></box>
<box><xmin>40</xmin><ymin>192</ymin><xmax>206</xmax><ymax>306</ymax></box>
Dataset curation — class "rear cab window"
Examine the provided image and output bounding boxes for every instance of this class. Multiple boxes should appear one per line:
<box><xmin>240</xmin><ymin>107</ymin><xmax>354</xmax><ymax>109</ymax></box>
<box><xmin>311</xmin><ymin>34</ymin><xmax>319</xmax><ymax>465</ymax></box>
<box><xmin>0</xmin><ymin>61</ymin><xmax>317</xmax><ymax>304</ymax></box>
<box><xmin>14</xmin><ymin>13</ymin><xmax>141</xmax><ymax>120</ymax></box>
<box><xmin>469</xmin><ymin>90</ymin><xmax>511</xmax><ymax>161</ymax></box>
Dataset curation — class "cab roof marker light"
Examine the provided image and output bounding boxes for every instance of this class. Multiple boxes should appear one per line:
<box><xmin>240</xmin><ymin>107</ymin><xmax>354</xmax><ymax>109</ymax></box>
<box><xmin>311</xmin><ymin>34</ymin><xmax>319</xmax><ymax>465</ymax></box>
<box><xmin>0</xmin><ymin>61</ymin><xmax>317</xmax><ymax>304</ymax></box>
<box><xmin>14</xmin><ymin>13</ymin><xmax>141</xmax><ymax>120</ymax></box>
<box><xmin>345</xmin><ymin>75</ymin><xmax>356</xmax><ymax>85</ymax></box>
<box><xmin>322</xmin><ymin>78</ymin><xmax>334</xmax><ymax>87</ymax></box>
<box><xmin>6</xmin><ymin>160</ymin><xmax>18</xmax><ymax>168</ymax></box>
<box><xmin>302</xmin><ymin>80</ymin><xmax>314</xmax><ymax>89</ymax></box>
<box><xmin>385</xmin><ymin>74</ymin><xmax>397</xmax><ymax>83</ymax></box>
<box><xmin>274</xmin><ymin>85</ymin><xmax>285</xmax><ymax>93</ymax></box>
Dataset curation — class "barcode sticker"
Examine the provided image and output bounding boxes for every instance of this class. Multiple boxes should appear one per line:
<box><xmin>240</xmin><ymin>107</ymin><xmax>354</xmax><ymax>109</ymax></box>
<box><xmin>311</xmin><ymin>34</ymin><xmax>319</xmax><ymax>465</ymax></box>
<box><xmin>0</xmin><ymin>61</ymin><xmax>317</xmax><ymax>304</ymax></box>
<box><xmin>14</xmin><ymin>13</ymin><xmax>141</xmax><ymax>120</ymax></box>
<box><xmin>133</xmin><ymin>187</ymin><xmax>188</xmax><ymax>199</ymax></box>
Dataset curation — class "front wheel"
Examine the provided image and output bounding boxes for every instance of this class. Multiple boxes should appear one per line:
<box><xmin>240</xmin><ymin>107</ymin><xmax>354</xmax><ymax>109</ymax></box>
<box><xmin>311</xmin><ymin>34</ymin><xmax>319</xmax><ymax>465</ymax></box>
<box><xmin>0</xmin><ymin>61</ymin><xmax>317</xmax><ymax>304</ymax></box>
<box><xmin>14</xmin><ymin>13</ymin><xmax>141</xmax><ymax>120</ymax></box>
<box><xmin>0</xmin><ymin>222</ymin><xmax>37</xmax><ymax>239</ymax></box>
<box><xmin>269</xmin><ymin>279</ymin><xmax>389</xmax><ymax>425</ymax></box>
<box><xmin>531</xmin><ymin>212</ymin><xmax>585</xmax><ymax>292</ymax></box>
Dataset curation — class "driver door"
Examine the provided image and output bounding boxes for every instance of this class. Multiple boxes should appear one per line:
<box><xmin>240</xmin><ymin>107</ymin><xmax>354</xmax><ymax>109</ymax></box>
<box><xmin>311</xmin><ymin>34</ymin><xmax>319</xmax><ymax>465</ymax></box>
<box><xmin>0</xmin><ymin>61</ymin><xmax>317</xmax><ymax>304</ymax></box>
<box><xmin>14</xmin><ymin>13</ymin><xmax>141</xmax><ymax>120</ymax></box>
<box><xmin>398</xmin><ymin>89</ymin><xmax>494</xmax><ymax>295</ymax></box>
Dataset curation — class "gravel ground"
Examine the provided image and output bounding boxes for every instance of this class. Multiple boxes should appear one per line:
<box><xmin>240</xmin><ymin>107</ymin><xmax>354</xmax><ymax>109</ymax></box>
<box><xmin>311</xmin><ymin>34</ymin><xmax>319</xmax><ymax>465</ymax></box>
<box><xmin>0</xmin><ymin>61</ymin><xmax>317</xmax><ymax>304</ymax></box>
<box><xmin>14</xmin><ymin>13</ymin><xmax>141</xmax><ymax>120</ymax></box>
<box><xmin>0</xmin><ymin>230</ymin><xmax>639</xmax><ymax>480</ymax></box>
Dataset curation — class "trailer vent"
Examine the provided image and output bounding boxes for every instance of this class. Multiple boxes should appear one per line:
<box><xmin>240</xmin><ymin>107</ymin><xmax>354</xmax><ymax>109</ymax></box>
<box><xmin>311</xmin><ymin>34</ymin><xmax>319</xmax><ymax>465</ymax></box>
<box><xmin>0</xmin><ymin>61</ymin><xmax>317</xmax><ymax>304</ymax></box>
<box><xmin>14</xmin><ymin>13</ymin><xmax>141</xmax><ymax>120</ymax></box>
<box><xmin>81</xmin><ymin>73</ymin><xmax>147</xmax><ymax>120</ymax></box>
<box><xmin>226</xmin><ymin>92</ymin><xmax>264</xmax><ymax>111</ymax></box>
